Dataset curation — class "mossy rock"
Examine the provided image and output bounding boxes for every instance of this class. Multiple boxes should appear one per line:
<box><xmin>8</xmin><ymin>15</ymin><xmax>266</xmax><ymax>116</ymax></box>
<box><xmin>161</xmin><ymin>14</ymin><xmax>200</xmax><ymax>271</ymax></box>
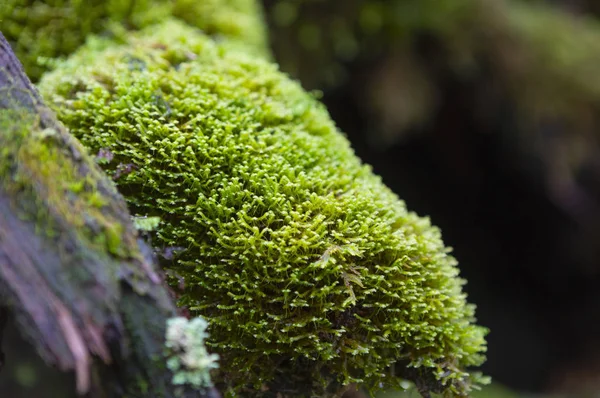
<box><xmin>0</xmin><ymin>0</ymin><xmax>269</xmax><ymax>82</ymax></box>
<box><xmin>39</xmin><ymin>19</ymin><xmax>488</xmax><ymax>397</ymax></box>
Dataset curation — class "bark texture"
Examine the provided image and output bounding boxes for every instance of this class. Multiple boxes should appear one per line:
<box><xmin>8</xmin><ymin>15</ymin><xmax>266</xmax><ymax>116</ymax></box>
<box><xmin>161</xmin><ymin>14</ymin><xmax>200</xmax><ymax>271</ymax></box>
<box><xmin>0</xmin><ymin>32</ymin><xmax>218</xmax><ymax>398</ymax></box>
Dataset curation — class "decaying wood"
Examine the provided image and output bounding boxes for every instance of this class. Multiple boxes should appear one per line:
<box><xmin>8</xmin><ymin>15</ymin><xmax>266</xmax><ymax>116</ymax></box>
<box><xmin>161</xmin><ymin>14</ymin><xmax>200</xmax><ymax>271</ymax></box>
<box><xmin>0</xmin><ymin>32</ymin><xmax>219</xmax><ymax>397</ymax></box>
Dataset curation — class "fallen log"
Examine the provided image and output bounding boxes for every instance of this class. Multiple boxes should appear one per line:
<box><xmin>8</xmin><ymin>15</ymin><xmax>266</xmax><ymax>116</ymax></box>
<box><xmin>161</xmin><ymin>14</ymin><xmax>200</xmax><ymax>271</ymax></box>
<box><xmin>0</xmin><ymin>32</ymin><xmax>218</xmax><ymax>398</ymax></box>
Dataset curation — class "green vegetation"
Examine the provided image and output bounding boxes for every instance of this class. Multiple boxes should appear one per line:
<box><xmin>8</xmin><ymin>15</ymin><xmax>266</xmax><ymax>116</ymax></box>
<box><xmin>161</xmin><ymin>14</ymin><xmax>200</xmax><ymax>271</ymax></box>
<box><xmin>0</xmin><ymin>109</ymin><xmax>134</xmax><ymax>259</ymax></box>
<box><xmin>268</xmin><ymin>0</ymin><xmax>600</xmax><ymax>143</ymax></box>
<box><xmin>165</xmin><ymin>317</ymin><xmax>219</xmax><ymax>389</ymax></box>
<box><xmin>0</xmin><ymin>0</ymin><xmax>268</xmax><ymax>81</ymax></box>
<box><xmin>39</xmin><ymin>20</ymin><xmax>487</xmax><ymax>397</ymax></box>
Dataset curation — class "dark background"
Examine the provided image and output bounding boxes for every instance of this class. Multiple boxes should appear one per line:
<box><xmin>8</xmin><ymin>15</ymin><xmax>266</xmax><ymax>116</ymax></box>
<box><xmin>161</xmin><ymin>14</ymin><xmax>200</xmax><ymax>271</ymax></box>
<box><xmin>263</xmin><ymin>0</ymin><xmax>600</xmax><ymax>396</ymax></box>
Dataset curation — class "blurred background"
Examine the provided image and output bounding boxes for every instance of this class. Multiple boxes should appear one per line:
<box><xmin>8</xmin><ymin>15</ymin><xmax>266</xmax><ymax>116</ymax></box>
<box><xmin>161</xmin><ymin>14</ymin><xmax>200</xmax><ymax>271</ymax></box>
<box><xmin>2</xmin><ymin>0</ymin><xmax>600</xmax><ymax>397</ymax></box>
<box><xmin>263</xmin><ymin>0</ymin><xmax>600</xmax><ymax>396</ymax></box>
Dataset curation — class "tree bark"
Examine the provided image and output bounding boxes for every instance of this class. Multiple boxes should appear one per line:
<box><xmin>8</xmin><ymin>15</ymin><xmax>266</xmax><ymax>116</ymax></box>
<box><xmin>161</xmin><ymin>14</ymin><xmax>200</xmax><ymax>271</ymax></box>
<box><xmin>0</xmin><ymin>32</ymin><xmax>218</xmax><ymax>398</ymax></box>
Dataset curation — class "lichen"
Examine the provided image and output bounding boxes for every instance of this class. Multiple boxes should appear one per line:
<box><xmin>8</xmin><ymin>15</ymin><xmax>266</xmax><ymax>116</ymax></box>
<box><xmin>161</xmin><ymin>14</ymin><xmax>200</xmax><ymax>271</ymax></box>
<box><xmin>165</xmin><ymin>317</ymin><xmax>219</xmax><ymax>389</ymax></box>
<box><xmin>132</xmin><ymin>215</ymin><xmax>162</xmax><ymax>232</ymax></box>
<box><xmin>39</xmin><ymin>19</ymin><xmax>488</xmax><ymax>397</ymax></box>
<box><xmin>0</xmin><ymin>0</ymin><xmax>269</xmax><ymax>82</ymax></box>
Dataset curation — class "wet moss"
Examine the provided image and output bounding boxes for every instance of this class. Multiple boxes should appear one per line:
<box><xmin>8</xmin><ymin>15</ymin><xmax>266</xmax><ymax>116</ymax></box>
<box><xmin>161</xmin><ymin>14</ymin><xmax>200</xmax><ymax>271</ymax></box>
<box><xmin>39</xmin><ymin>19</ymin><xmax>488</xmax><ymax>397</ymax></box>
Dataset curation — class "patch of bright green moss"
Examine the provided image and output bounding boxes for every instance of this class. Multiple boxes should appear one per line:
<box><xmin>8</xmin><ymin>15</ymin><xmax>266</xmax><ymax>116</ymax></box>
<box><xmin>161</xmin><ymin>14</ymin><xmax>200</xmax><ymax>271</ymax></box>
<box><xmin>39</xmin><ymin>20</ymin><xmax>488</xmax><ymax>397</ymax></box>
<box><xmin>0</xmin><ymin>0</ymin><xmax>269</xmax><ymax>82</ymax></box>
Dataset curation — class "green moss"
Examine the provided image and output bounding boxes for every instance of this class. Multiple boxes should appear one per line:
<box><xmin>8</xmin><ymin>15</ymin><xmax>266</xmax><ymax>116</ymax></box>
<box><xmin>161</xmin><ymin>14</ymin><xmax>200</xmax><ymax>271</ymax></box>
<box><xmin>0</xmin><ymin>108</ymin><xmax>134</xmax><ymax>259</ymax></box>
<box><xmin>171</xmin><ymin>0</ymin><xmax>269</xmax><ymax>58</ymax></box>
<box><xmin>0</xmin><ymin>0</ymin><xmax>269</xmax><ymax>82</ymax></box>
<box><xmin>39</xmin><ymin>20</ymin><xmax>487</xmax><ymax>397</ymax></box>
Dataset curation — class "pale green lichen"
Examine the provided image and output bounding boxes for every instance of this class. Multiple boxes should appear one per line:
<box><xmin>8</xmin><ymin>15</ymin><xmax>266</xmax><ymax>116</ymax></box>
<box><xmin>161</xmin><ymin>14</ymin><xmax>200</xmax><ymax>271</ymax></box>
<box><xmin>39</xmin><ymin>20</ymin><xmax>488</xmax><ymax>397</ymax></box>
<box><xmin>132</xmin><ymin>216</ymin><xmax>162</xmax><ymax>232</ymax></box>
<box><xmin>0</xmin><ymin>0</ymin><xmax>269</xmax><ymax>82</ymax></box>
<box><xmin>165</xmin><ymin>317</ymin><xmax>219</xmax><ymax>389</ymax></box>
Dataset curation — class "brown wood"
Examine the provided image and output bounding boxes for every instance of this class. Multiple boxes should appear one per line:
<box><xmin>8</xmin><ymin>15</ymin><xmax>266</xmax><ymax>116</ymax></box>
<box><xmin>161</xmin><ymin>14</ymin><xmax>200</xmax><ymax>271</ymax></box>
<box><xmin>0</xmin><ymin>32</ymin><xmax>219</xmax><ymax>398</ymax></box>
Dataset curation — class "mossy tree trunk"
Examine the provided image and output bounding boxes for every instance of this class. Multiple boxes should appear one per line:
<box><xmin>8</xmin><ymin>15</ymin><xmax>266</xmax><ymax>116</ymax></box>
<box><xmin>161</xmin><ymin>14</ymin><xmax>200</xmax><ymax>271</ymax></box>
<box><xmin>0</xmin><ymin>33</ymin><xmax>218</xmax><ymax>398</ymax></box>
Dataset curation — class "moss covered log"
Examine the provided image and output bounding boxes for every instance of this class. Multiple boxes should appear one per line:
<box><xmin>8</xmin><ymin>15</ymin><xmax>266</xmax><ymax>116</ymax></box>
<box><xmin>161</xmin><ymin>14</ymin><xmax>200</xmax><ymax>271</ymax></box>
<box><xmin>0</xmin><ymin>33</ymin><xmax>219</xmax><ymax>398</ymax></box>
<box><xmin>39</xmin><ymin>20</ymin><xmax>488</xmax><ymax>397</ymax></box>
<box><xmin>0</xmin><ymin>0</ymin><xmax>269</xmax><ymax>82</ymax></box>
